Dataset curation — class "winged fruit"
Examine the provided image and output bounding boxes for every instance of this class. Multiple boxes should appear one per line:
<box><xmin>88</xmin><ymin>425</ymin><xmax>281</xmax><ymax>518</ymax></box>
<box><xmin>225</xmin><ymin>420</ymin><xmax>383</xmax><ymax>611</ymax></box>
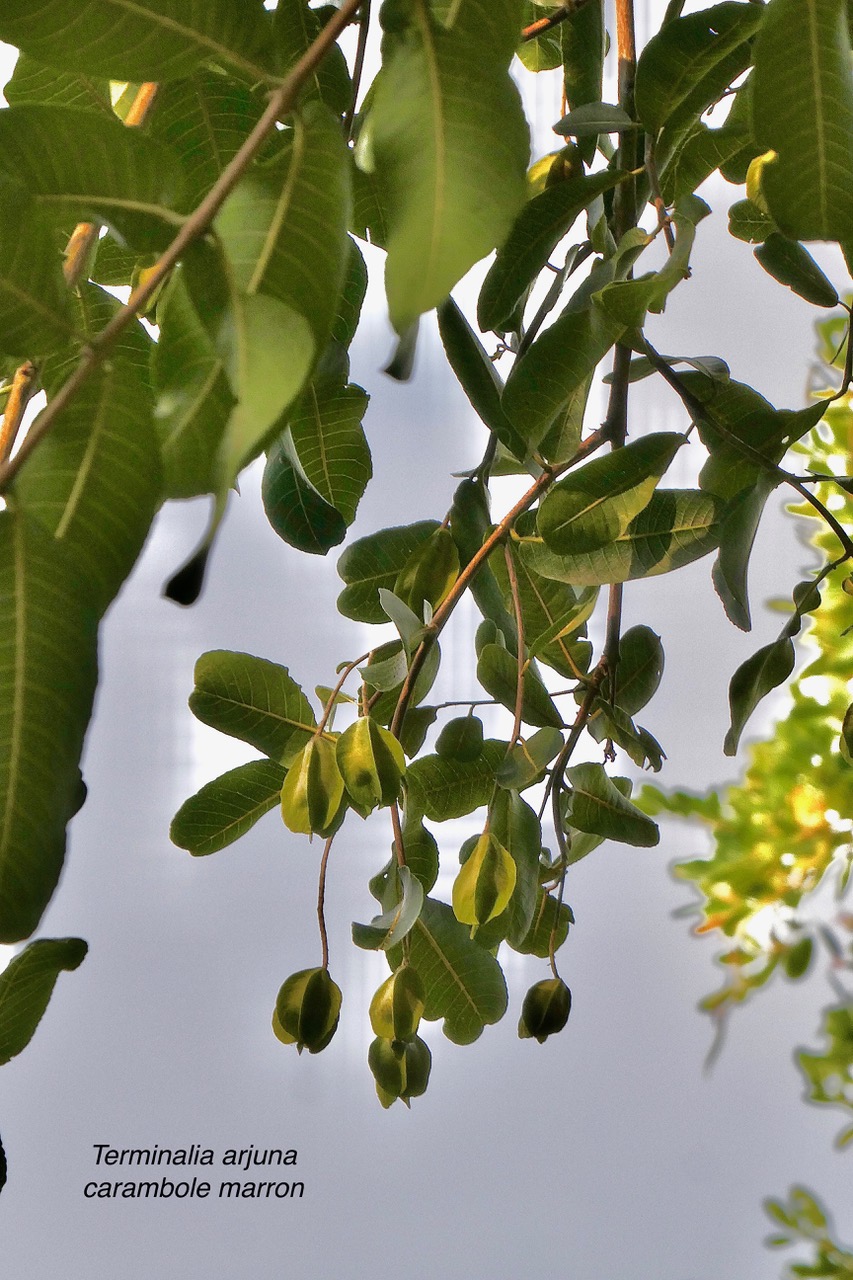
<box><xmin>335</xmin><ymin>716</ymin><xmax>406</xmax><ymax>816</ymax></box>
<box><xmin>369</xmin><ymin>964</ymin><xmax>425</xmax><ymax>1041</ymax></box>
<box><xmin>273</xmin><ymin>967</ymin><xmax>342</xmax><ymax>1054</ymax></box>
<box><xmin>367</xmin><ymin>1034</ymin><xmax>432</xmax><ymax>1108</ymax></box>
<box><xmin>518</xmin><ymin>977</ymin><xmax>572</xmax><ymax>1043</ymax></box>
<box><xmin>452</xmin><ymin>831</ymin><xmax>516</xmax><ymax>934</ymax></box>
<box><xmin>280</xmin><ymin>736</ymin><xmax>345</xmax><ymax>835</ymax></box>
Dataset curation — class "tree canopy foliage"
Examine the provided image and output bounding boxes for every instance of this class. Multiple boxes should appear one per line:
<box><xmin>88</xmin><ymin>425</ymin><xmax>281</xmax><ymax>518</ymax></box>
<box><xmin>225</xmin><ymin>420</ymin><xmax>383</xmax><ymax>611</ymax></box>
<box><xmin>0</xmin><ymin>0</ymin><xmax>851</xmax><ymax>1263</ymax></box>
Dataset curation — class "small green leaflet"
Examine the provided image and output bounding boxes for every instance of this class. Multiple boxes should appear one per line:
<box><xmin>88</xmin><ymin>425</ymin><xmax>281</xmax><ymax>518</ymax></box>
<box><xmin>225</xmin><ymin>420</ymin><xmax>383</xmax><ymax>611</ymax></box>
<box><xmin>495</xmin><ymin>727</ymin><xmax>564</xmax><ymax>790</ymax></box>
<box><xmin>752</xmin><ymin>0</ymin><xmax>853</xmax><ymax>241</ymax></box>
<box><xmin>537</xmin><ymin>432</ymin><xmax>684</xmax><ymax>555</ymax></box>
<box><xmin>337</xmin><ymin>521</ymin><xmax>440</xmax><ymax>623</ymax></box>
<box><xmin>564</xmin><ymin>763</ymin><xmax>659</xmax><ymax>846</ymax></box>
<box><xmin>170</xmin><ymin>759</ymin><xmax>286</xmax><ymax>856</ymax></box>
<box><xmin>365</xmin><ymin>0</ymin><xmax>529</xmax><ymax>331</ymax></box>
<box><xmin>262</xmin><ymin>431</ymin><xmax>349</xmax><ymax>556</ymax></box>
<box><xmin>0</xmin><ymin>0</ymin><xmax>274</xmax><ymax>84</ymax></box>
<box><xmin>352</xmin><ymin>866</ymin><xmax>424</xmax><ymax>950</ymax></box>
<box><xmin>189</xmin><ymin>650</ymin><xmax>317</xmax><ymax>766</ymax></box>
<box><xmin>387</xmin><ymin>897</ymin><xmax>508</xmax><ymax>1045</ymax></box>
<box><xmin>436</xmin><ymin>299</ymin><xmax>526</xmax><ymax>459</ymax></box>
<box><xmin>0</xmin><ymin>937</ymin><xmax>87</xmax><ymax>1065</ymax></box>
<box><xmin>606</xmin><ymin>624</ymin><xmax>665</xmax><ymax>715</ymax></box>
<box><xmin>724</xmin><ymin>638</ymin><xmax>795</xmax><ymax>756</ymax></box>
<box><xmin>754</xmin><ymin>235</ymin><xmax>839</xmax><ymax>306</ymax></box>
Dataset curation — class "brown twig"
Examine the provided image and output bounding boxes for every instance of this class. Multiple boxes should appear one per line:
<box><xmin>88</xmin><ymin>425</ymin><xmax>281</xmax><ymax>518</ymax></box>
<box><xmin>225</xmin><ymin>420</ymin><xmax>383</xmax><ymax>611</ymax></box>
<box><xmin>504</xmin><ymin>542</ymin><xmax>527</xmax><ymax>753</ymax></box>
<box><xmin>316</xmin><ymin>652</ymin><xmax>371</xmax><ymax>735</ymax></box>
<box><xmin>344</xmin><ymin>0</ymin><xmax>371</xmax><ymax>140</ymax></box>
<box><xmin>0</xmin><ymin>0</ymin><xmax>364</xmax><ymax>496</ymax></box>
<box><xmin>521</xmin><ymin>0</ymin><xmax>589</xmax><ymax>42</ymax></box>
<box><xmin>389</xmin><ymin>428</ymin><xmax>607</xmax><ymax>738</ymax></box>
<box><xmin>0</xmin><ymin>362</ymin><xmax>37</xmax><ymax>465</ymax></box>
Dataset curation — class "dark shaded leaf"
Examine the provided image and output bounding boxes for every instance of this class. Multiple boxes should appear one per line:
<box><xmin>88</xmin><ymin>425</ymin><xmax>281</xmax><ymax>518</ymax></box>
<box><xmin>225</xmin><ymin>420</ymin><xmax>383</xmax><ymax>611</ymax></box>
<box><xmin>0</xmin><ymin>937</ymin><xmax>87</xmax><ymax>1065</ymax></box>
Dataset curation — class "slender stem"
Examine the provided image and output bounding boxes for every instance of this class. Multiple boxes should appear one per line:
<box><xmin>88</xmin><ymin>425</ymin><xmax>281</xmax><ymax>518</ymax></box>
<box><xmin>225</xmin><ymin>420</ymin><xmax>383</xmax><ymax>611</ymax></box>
<box><xmin>0</xmin><ymin>362</ymin><xmax>37</xmax><ymax>465</ymax></box>
<box><xmin>317</xmin><ymin>834</ymin><xmax>335</xmax><ymax>970</ymax></box>
<box><xmin>0</xmin><ymin>0</ymin><xmax>364</xmax><ymax>496</ymax></box>
<box><xmin>390</xmin><ymin>801</ymin><xmax>407</xmax><ymax>869</ymax></box>
<box><xmin>390</xmin><ymin>429</ymin><xmax>607</xmax><ymax>738</ymax></box>
<box><xmin>344</xmin><ymin>0</ymin><xmax>371</xmax><ymax>140</ymax></box>
<box><xmin>644</xmin><ymin>136</ymin><xmax>675</xmax><ymax>252</ymax></box>
<box><xmin>504</xmin><ymin>542</ymin><xmax>527</xmax><ymax>752</ymax></box>
<box><xmin>613</xmin><ymin>0</ymin><xmax>639</xmax><ymax>243</ymax></box>
<box><xmin>316</xmin><ymin>651</ymin><xmax>371</xmax><ymax>735</ymax></box>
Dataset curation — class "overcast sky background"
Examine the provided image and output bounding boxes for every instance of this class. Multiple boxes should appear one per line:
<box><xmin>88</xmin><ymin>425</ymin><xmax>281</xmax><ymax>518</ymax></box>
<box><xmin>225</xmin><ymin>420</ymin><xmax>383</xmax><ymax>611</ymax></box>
<box><xmin>1</xmin><ymin>8</ymin><xmax>851</xmax><ymax>1277</ymax></box>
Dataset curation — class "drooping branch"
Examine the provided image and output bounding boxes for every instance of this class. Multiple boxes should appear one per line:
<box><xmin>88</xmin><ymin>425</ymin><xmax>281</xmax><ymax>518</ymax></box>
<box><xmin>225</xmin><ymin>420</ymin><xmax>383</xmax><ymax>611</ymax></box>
<box><xmin>0</xmin><ymin>0</ymin><xmax>364</xmax><ymax>496</ymax></box>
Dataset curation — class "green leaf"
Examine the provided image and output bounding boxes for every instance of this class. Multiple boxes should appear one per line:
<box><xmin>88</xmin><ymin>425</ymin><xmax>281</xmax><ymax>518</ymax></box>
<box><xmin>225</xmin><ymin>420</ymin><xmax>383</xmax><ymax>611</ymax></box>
<box><xmin>585</xmin><ymin>700</ymin><xmax>666</xmax><ymax>772</ymax></box>
<box><xmin>366</xmin><ymin>0</ymin><xmax>529</xmax><ymax>331</ymax></box>
<box><xmin>607</xmin><ymin>624</ymin><xmax>665</xmax><ymax>715</ymax></box>
<box><xmin>0</xmin><ymin>937</ymin><xmax>88</xmax><ymax>1065</ymax></box>
<box><xmin>565</xmin><ymin>763</ymin><xmax>660</xmax><ymax>846</ymax></box>
<box><xmin>387</xmin><ymin>897</ymin><xmax>508</xmax><ymax>1044</ymax></box>
<box><xmin>170</xmin><ymin>758</ymin><xmax>286</xmax><ymax>856</ymax></box>
<box><xmin>153</xmin><ymin>268</ymin><xmax>235</xmax><ymax>499</ymax></box>
<box><xmin>477</xmin><ymin>169</ymin><xmax>628</xmax><ymax>333</ymax></box>
<box><xmin>0</xmin><ymin>104</ymin><xmax>185</xmax><ymax>251</ymax></box>
<box><xmin>841</xmin><ymin>702</ymin><xmax>853</xmax><ymax>764</ymax></box>
<box><xmin>723</xmin><ymin>637</ymin><xmax>796</xmax><ymax>756</ymax></box>
<box><xmin>3</xmin><ymin>54</ymin><xmax>112</xmax><ymax>113</ymax></box>
<box><xmin>754</xmin><ymin>234</ymin><xmax>839</xmax><ymax>306</ymax></box>
<box><xmin>352</xmin><ymin>865</ymin><xmax>424</xmax><ymax>950</ymax></box>
<box><xmin>333</xmin><ymin>240</ymin><xmax>369</xmax><ymax>349</ymax></box>
<box><xmin>493</xmin><ymin>544</ymin><xmax>596</xmax><ymax>679</ymax></box>
<box><xmin>520</xmin><ymin>489</ymin><xmax>723</xmax><ymax>586</ymax></box>
<box><xmin>148</xmin><ymin>73</ymin><xmax>267</xmax><ymax>209</ymax></box>
<box><xmin>537</xmin><ymin>432</ymin><xmax>684</xmax><ymax>554</ymax></box>
<box><xmin>0</xmin><ymin>175</ymin><xmax>75</xmax><ymax>358</ymax></box>
<box><xmin>0</xmin><ymin>511</ymin><xmax>99</xmax><ymax>943</ymax></box>
<box><xmin>635</xmin><ymin>2</ymin><xmax>763</xmax><ymax>135</ymax></box>
<box><xmin>405</xmin><ymin>740</ymin><xmax>507</xmax><ymax>821</ymax></box>
<box><xmin>436</xmin><ymin>298</ymin><xmax>527</xmax><ymax>458</ymax></box>
<box><xmin>495</xmin><ymin>727</ymin><xmax>564</xmax><ymax>790</ymax></box>
<box><xmin>189</xmin><ymin>650</ymin><xmax>317</xmax><ymax>766</ymax></box>
<box><xmin>449</xmin><ymin>480</ymin><xmax>518</xmax><ymax>646</ymax></box>
<box><xmin>595</xmin><ymin>195</ymin><xmax>710</xmax><ymax>326</ymax></box>
<box><xmin>272</xmin><ymin>0</ymin><xmax>351</xmax><ymax>113</ymax></box>
<box><xmin>262</xmin><ymin>432</ymin><xmax>349</xmax><ymax>556</ymax></box>
<box><xmin>502</xmin><ymin>303</ymin><xmax>624</xmax><ymax>448</ymax></box>
<box><xmin>337</xmin><ymin>521</ymin><xmax>440</xmax><ymax>623</ymax></box>
<box><xmin>728</xmin><ymin>197</ymin><xmax>777</xmax><ymax>244</ymax></box>
<box><xmin>712</xmin><ymin>473</ymin><xmax>779</xmax><ymax>630</ymax></box>
<box><xmin>15</xmin><ymin>295</ymin><xmax>162</xmax><ymax>617</ymax></box>
<box><xmin>752</xmin><ymin>0</ymin><xmax>853</xmax><ymax>240</ymax></box>
<box><xmin>477</xmin><ymin>644</ymin><xmax>565</xmax><ymax>729</ymax></box>
<box><xmin>559</xmin><ymin>0</ymin><xmax>605</xmax><ymax>115</ymax></box>
<box><xmin>660</xmin><ymin>120</ymin><xmax>754</xmax><ymax>204</ymax></box>
<box><xmin>513</xmin><ymin>888</ymin><xmax>572</xmax><ymax>957</ymax></box>
<box><xmin>282</xmin><ymin>374</ymin><xmax>371</xmax><ymax>526</ymax></box>
<box><xmin>554</xmin><ymin>102</ymin><xmax>639</xmax><ymax>138</ymax></box>
<box><xmin>489</xmin><ymin>790</ymin><xmax>542</xmax><ymax>946</ymax></box>
<box><xmin>0</xmin><ymin>0</ymin><xmax>274</xmax><ymax>83</ymax></box>
<box><xmin>215</xmin><ymin>101</ymin><xmax>351</xmax><ymax>353</ymax></box>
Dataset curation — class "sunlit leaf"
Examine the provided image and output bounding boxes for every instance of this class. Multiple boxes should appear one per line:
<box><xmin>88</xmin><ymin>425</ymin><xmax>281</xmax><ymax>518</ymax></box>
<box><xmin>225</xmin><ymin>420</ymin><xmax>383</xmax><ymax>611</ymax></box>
<box><xmin>171</xmin><ymin>759</ymin><xmax>286</xmax><ymax>856</ymax></box>
<box><xmin>189</xmin><ymin>650</ymin><xmax>317</xmax><ymax>766</ymax></box>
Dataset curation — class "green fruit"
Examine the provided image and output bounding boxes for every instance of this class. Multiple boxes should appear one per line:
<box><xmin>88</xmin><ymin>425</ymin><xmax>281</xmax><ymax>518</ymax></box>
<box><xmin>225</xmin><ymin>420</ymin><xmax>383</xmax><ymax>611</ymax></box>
<box><xmin>369</xmin><ymin>965</ymin><xmax>425</xmax><ymax>1041</ymax></box>
<box><xmin>274</xmin><ymin>967</ymin><xmax>342</xmax><ymax>1054</ymax></box>
<box><xmin>518</xmin><ymin>977</ymin><xmax>571</xmax><ymax>1043</ymax></box>
<box><xmin>336</xmin><ymin>716</ymin><xmax>406</xmax><ymax>816</ymax></box>
<box><xmin>280</xmin><ymin>736</ymin><xmax>345</xmax><ymax>835</ymax></box>
<box><xmin>368</xmin><ymin>1034</ymin><xmax>432</xmax><ymax>1107</ymax></box>
<box><xmin>452</xmin><ymin>831</ymin><xmax>516</xmax><ymax>933</ymax></box>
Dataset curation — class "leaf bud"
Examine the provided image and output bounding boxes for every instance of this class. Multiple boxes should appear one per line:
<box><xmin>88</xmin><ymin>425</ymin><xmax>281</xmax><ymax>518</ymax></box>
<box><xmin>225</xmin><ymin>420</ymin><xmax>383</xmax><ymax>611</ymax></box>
<box><xmin>452</xmin><ymin>831</ymin><xmax>516</xmax><ymax>933</ymax></box>
<box><xmin>280</xmin><ymin>736</ymin><xmax>345</xmax><ymax>835</ymax></box>
<box><xmin>518</xmin><ymin>977</ymin><xmax>571</xmax><ymax>1044</ymax></box>
<box><xmin>369</xmin><ymin>964</ymin><xmax>425</xmax><ymax>1042</ymax></box>
<box><xmin>393</xmin><ymin>526</ymin><xmax>460</xmax><ymax>618</ymax></box>
<box><xmin>273</xmin><ymin>967</ymin><xmax>342</xmax><ymax>1054</ymax></box>
<box><xmin>368</xmin><ymin>1034</ymin><xmax>432</xmax><ymax>1108</ymax></box>
<box><xmin>335</xmin><ymin>716</ymin><xmax>406</xmax><ymax>816</ymax></box>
